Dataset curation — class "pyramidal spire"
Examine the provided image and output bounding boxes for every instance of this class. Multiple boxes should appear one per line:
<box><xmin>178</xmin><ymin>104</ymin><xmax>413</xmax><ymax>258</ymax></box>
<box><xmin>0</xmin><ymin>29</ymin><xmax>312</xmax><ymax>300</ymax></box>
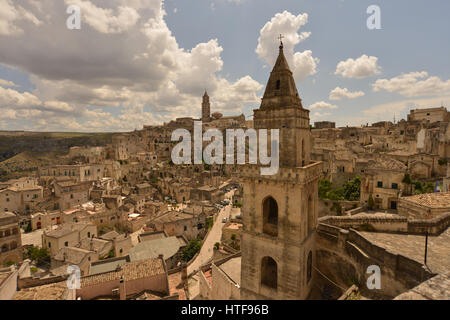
<box><xmin>260</xmin><ymin>38</ymin><xmax>302</xmax><ymax>110</ymax></box>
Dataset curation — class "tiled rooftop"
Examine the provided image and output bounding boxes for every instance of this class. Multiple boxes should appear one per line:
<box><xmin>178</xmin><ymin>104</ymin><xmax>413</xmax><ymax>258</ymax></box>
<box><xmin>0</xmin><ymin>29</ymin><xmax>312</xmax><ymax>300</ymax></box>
<box><xmin>80</xmin><ymin>258</ymin><xmax>165</xmax><ymax>287</ymax></box>
<box><xmin>401</xmin><ymin>192</ymin><xmax>450</xmax><ymax>209</ymax></box>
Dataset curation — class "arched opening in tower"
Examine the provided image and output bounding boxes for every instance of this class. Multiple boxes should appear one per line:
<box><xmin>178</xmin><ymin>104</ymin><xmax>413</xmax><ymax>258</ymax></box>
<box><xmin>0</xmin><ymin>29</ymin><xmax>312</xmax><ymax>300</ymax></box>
<box><xmin>261</xmin><ymin>256</ymin><xmax>278</xmax><ymax>289</ymax></box>
<box><xmin>263</xmin><ymin>196</ymin><xmax>278</xmax><ymax>237</ymax></box>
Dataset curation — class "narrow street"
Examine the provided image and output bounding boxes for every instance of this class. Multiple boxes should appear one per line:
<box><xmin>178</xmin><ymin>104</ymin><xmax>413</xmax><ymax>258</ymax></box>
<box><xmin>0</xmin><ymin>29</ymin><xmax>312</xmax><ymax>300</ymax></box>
<box><xmin>187</xmin><ymin>197</ymin><xmax>232</xmax><ymax>275</ymax></box>
<box><xmin>186</xmin><ymin>190</ymin><xmax>235</xmax><ymax>299</ymax></box>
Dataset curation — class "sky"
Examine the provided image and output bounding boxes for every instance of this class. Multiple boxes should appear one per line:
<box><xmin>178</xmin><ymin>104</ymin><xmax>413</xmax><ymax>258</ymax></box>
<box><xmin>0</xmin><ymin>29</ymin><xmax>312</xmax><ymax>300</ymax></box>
<box><xmin>0</xmin><ymin>0</ymin><xmax>449</xmax><ymax>132</ymax></box>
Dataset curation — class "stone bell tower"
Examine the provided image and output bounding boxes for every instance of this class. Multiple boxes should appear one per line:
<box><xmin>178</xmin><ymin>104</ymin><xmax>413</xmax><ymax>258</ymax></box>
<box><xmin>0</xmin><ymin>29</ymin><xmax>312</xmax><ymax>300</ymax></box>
<box><xmin>201</xmin><ymin>90</ymin><xmax>211</xmax><ymax>122</ymax></box>
<box><xmin>240</xmin><ymin>39</ymin><xmax>322</xmax><ymax>300</ymax></box>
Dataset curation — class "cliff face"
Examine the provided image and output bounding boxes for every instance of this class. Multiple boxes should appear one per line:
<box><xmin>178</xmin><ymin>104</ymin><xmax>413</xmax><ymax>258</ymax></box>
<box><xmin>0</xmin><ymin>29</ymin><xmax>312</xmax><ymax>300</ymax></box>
<box><xmin>0</xmin><ymin>132</ymin><xmax>114</xmax><ymax>162</ymax></box>
<box><xmin>0</xmin><ymin>132</ymin><xmax>116</xmax><ymax>180</ymax></box>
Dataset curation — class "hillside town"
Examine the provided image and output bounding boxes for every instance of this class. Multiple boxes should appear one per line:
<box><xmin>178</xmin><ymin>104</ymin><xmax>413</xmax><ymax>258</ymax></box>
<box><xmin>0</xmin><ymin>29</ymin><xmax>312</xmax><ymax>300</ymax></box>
<box><xmin>1</xmin><ymin>43</ymin><xmax>449</xmax><ymax>301</ymax></box>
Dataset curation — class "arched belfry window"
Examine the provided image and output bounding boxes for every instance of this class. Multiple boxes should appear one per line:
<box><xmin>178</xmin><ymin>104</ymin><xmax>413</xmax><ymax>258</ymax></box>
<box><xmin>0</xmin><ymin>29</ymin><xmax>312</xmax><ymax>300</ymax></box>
<box><xmin>276</xmin><ymin>80</ymin><xmax>280</xmax><ymax>90</ymax></box>
<box><xmin>263</xmin><ymin>196</ymin><xmax>278</xmax><ymax>237</ymax></box>
<box><xmin>261</xmin><ymin>257</ymin><xmax>278</xmax><ymax>289</ymax></box>
<box><xmin>307</xmin><ymin>251</ymin><xmax>312</xmax><ymax>283</ymax></box>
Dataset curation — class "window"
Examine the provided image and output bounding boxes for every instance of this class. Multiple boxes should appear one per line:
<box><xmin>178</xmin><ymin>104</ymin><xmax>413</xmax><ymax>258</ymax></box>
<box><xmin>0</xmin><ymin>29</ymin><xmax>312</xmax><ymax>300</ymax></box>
<box><xmin>275</xmin><ymin>80</ymin><xmax>280</xmax><ymax>90</ymax></box>
<box><xmin>184</xmin><ymin>226</ymin><xmax>187</xmax><ymax>231</ymax></box>
<box><xmin>65</xmin><ymin>241</ymin><xmax>69</xmax><ymax>247</ymax></box>
<box><xmin>48</xmin><ymin>242</ymin><xmax>51</xmax><ymax>248</ymax></box>
<box><xmin>88</xmin><ymin>232</ymin><xmax>91</xmax><ymax>238</ymax></box>
<box><xmin>120</xmin><ymin>249</ymin><xmax>123</xmax><ymax>254</ymax></box>
<box><xmin>377</xmin><ymin>181</ymin><xmax>383</xmax><ymax>188</ymax></box>
<box><xmin>263</xmin><ymin>197</ymin><xmax>278</xmax><ymax>237</ymax></box>
<box><xmin>392</xmin><ymin>183</ymin><xmax>398</xmax><ymax>190</ymax></box>
<box><xmin>261</xmin><ymin>257</ymin><xmax>277</xmax><ymax>289</ymax></box>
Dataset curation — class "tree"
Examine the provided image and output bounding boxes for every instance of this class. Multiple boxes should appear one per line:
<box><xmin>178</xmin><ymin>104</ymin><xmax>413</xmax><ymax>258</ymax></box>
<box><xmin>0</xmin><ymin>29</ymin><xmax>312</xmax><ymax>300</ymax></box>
<box><xmin>181</xmin><ymin>239</ymin><xmax>202</xmax><ymax>262</ymax></box>
<box><xmin>342</xmin><ymin>177</ymin><xmax>361</xmax><ymax>201</ymax></box>
<box><xmin>318</xmin><ymin>179</ymin><xmax>332</xmax><ymax>199</ymax></box>
<box><xmin>214</xmin><ymin>242</ymin><xmax>221</xmax><ymax>250</ymax></box>
<box><xmin>26</xmin><ymin>246</ymin><xmax>49</xmax><ymax>264</ymax></box>
<box><xmin>367</xmin><ymin>194</ymin><xmax>375</xmax><ymax>210</ymax></box>
<box><xmin>402</xmin><ymin>173</ymin><xmax>413</xmax><ymax>195</ymax></box>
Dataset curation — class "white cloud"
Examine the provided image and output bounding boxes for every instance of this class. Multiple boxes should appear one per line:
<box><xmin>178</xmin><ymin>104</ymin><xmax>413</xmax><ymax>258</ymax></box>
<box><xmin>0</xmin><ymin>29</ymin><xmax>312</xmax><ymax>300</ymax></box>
<box><xmin>311</xmin><ymin>111</ymin><xmax>332</xmax><ymax>121</ymax></box>
<box><xmin>308</xmin><ymin>101</ymin><xmax>339</xmax><ymax>111</ymax></box>
<box><xmin>335</xmin><ymin>54</ymin><xmax>381</xmax><ymax>78</ymax></box>
<box><xmin>256</xmin><ymin>11</ymin><xmax>319</xmax><ymax>82</ymax></box>
<box><xmin>372</xmin><ymin>71</ymin><xmax>450</xmax><ymax>97</ymax></box>
<box><xmin>68</xmin><ymin>0</ymin><xmax>140</xmax><ymax>34</ymax></box>
<box><xmin>0</xmin><ymin>0</ymin><xmax>41</xmax><ymax>35</ymax></box>
<box><xmin>0</xmin><ymin>79</ymin><xmax>17</xmax><ymax>88</ymax></box>
<box><xmin>0</xmin><ymin>0</ymin><xmax>263</xmax><ymax>132</ymax></box>
<box><xmin>329</xmin><ymin>87</ymin><xmax>365</xmax><ymax>100</ymax></box>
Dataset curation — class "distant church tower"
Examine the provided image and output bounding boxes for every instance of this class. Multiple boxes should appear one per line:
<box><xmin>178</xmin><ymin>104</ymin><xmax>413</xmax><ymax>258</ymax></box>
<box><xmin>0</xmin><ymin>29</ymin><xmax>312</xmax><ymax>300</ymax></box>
<box><xmin>202</xmin><ymin>91</ymin><xmax>211</xmax><ymax>122</ymax></box>
<box><xmin>240</xmin><ymin>39</ymin><xmax>322</xmax><ymax>299</ymax></box>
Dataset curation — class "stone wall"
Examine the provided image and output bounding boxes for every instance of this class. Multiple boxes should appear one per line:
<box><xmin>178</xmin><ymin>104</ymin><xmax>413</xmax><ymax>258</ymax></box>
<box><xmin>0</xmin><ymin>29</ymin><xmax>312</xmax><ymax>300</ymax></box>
<box><xmin>316</xmin><ymin>223</ymin><xmax>435</xmax><ymax>299</ymax></box>
<box><xmin>319</xmin><ymin>212</ymin><xmax>450</xmax><ymax>236</ymax></box>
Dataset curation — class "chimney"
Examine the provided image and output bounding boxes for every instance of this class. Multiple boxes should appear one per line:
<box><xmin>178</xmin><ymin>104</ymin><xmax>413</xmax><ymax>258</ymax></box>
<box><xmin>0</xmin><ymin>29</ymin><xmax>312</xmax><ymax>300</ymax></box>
<box><xmin>119</xmin><ymin>277</ymin><xmax>126</xmax><ymax>300</ymax></box>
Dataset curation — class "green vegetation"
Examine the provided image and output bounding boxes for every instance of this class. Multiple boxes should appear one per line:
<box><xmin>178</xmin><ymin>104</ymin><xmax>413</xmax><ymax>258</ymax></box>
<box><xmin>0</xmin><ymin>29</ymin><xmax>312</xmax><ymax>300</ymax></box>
<box><xmin>181</xmin><ymin>239</ymin><xmax>202</xmax><ymax>262</ymax></box>
<box><xmin>233</xmin><ymin>202</ymin><xmax>242</xmax><ymax>208</ymax></box>
<box><xmin>3</xmin><ymin>261</ymin><xmax>15</xmax><ymax>267</ymax></box>
<box><xmin>205</xmin><ymin>217</ymin><xmax>214</xmax><ymax>230</ymax></box>
<box><xmin>214</xmin><ymin>242</ymin><xmax>221</xmax><ymax>250</ymax></box>
<box><xmin>403</xmin><ymin>173</ymin><xmax>435</xmax><ymax>195</ymax></box>
<box><xmin>23</xmin><ymin>223</ymin><xmax>32</xmax><ymax>233</ymax></box>
<box><xmin>330</xmin><ymin>202</ymin><xmax>343</xmax><ymax>216</ymax></box>
<box><xmin>101</xmin><ymin>249</ymin><xmax>115</xmax><ymax>260</ymax></box>
<box><xmin>414</xmin><ymin>181</ymin><xmax>434</xmax><ymax>194</ymax></box>
<box><xmin>30</xmin><ymin>266</ymin><xmax>38</xmax><ymax>274</ymax></box>
<box><xmin>319</xmin><ymin>177</ymin><xmax>361</xmax><ymax>201</ymax></box>
<box><xmin>438</xmin><ymin>158</ymin><xmax>448</xmax><ymax>166</ymax></box>
<box><xmin>25</xmin><ymin>246</ymin><xmax>49</xmax><ymax>264</ymax></box>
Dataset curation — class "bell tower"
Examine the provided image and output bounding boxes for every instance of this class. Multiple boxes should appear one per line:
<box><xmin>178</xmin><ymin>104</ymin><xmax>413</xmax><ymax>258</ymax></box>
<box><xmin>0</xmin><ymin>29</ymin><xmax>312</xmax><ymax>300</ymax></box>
<box><xmin>201</xmin><ymin>90</ymin><xmax>211</xmax><ymax>122</ymax></box>
<box><xmin>240</xmin><ymin>38</ymin><xmax>322</xmax><ymax>300</ymax></box>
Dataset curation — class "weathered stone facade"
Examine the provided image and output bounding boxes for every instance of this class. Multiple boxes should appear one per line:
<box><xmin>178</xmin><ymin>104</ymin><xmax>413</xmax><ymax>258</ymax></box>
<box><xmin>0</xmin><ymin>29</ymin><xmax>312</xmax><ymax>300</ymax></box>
<box><xmin>240</xmin><ymin>42</ymin><xmax>322</xmax><ymax>300</ymax></box>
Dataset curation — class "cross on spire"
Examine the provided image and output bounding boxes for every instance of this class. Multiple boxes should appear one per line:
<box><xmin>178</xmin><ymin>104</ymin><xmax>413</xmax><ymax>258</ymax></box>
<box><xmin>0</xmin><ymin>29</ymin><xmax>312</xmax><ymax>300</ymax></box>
<box><xmin>278</xmin><ymin>34</ymin><xmax>284</xmax><ymax>49</ymax></box>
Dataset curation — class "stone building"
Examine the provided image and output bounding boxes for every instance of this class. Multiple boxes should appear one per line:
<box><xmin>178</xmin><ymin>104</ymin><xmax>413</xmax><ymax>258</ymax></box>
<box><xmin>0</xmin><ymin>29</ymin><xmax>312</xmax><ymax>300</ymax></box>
<box><xmin>0</xmin><ymin>212</ymin><xmax>22</xmax><ymax>266</ymax></box>
<box><xmin>314</xmin><ymin>121</ymin><xmax>335</xmax><ymax>129</ymax></box>
<box><xmin>42</xmin><ymin>222</ymin><xmax>97</xmax><ymax>256</ymax></box>
<box><xmin>407</xmin><ymin>106</ymin><xmax>449</xmax><ymax>123</ymax></box>
<box><xmin>240</xmin><ymin>41</ymin><xmax>322</xmax><ymax>299</ymax></box>
<box><xmin>0</xmin><ymin>177</ymin><xmax>43</xmax><ymax>214</ymax></box>
<box><xmin>398</xmin><ymin>192</ymin><xmax>450</xmax><ymax>219</ymax></box>
<box><xmin>54</xmin><ymin>180</ymin><xmax>92</xmax><ymax>211</ymax></box>
<box><xmin>202</xmin><ymin>91</ymin><xmax>211</xmax><ymax>122</ymax></box>
<box><xmin>360</xmin><ymin>158</ymin><xmax>407</xmax><ymax>210</ymax></box>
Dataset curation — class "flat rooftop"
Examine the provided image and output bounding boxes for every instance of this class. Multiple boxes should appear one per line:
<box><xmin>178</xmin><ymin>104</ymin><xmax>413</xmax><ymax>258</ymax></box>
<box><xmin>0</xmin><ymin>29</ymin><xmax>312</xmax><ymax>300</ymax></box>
<box><xmin>218</xmin><ymin>257</ymin><xmax>241</xmax><ymax>285</ymax></box>
<box><xmin>360</xmin><ymin>227</ymin><xmax>450</xmax><ymax>274</ymax></box>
